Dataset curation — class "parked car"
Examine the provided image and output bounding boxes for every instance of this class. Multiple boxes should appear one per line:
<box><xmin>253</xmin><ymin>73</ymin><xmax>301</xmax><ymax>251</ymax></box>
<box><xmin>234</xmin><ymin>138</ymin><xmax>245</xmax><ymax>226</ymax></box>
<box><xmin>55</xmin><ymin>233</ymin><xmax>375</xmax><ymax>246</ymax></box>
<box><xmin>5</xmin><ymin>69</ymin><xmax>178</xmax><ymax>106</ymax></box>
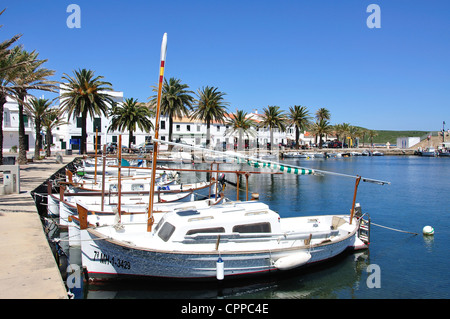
<box><xmin>138</xmin><ymin>143</ymin><xmax>154</xmax><ymax>153</ymax></box>
<box><xmin>106</xmin><ymin>142</ymin><xmax>117</xmax><ymax>153</ymax></box>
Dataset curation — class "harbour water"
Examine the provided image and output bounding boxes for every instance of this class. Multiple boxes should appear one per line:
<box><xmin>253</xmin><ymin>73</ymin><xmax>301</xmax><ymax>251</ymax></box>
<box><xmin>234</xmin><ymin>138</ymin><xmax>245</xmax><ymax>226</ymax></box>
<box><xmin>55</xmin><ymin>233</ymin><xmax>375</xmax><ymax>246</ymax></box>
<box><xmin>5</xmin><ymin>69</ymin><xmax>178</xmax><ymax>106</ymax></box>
<box><xmin>59</xmin><ymin>155</ymin><xmax>449</xmax><ymax>299</ymax></box>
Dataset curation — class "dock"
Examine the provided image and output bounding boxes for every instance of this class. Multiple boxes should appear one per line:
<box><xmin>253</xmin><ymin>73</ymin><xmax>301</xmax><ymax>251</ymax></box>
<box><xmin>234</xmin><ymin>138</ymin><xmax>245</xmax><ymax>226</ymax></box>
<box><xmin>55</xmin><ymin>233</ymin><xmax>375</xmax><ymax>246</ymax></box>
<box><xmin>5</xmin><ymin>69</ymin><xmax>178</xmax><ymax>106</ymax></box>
<box><xmin>0</xmin><ymin>154</ymin><xmax>77</xmax><ymax>299</ymax></box>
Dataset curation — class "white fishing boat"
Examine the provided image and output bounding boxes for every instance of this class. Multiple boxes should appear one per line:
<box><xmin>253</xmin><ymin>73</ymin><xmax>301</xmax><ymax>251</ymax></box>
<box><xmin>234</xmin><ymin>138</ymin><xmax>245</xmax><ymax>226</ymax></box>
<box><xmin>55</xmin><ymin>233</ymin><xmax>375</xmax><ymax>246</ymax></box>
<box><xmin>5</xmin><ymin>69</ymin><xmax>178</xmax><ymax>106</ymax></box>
<box><xmin>421</xmin><ymin>147</ymin><xmax>437</xmax><ymax>157</ymax></box>
<box><xmin>312</xmin><ymin>152</ymin><xmax>325</xmax><ymax>158</ymax></box>
<box><xmin>283</xmin><ymin>152</ymin><xmax>302</xmax><ymax>158</ymax></box>
<box><xmin>299</xmin><ymin>152</ymin><xmax>315</xmax><ymax>158</ymax></box>
<box><xmin>372</xmin><ymin>151</ymin><xmax>384</xmax><ymax>156</ymax></box>
<box><xmin>350</xmin><ymin>151</ymin><xmax>363</xmax><ymax>156</ymax></box>
<box><xmin>58</xmin><ymin>194</ymin><xmax>224</xmax><ymax>247</ymax></box>
<box><xmin>77</xmin><ymin>199</ymin><xmax>371</xmax><ymax>281</ymax></box>
<box><xmin>74</xmin><ymin>33</ymin><xmax>387</xmax><ymax>283</ymax></box>
<box><xmin>66</xmin><ymin>169</ymin><xmax>178</xmax><ymax>193</ymax></box>
<box><xmin>437</xmin><ymin>142</ymin><xmax>450</xmax><ymax>157</ymax></box>
<box><xmin>49</xmin><ymin>179</ymin><xmax>221</xmax><ymax>219</ymax></box>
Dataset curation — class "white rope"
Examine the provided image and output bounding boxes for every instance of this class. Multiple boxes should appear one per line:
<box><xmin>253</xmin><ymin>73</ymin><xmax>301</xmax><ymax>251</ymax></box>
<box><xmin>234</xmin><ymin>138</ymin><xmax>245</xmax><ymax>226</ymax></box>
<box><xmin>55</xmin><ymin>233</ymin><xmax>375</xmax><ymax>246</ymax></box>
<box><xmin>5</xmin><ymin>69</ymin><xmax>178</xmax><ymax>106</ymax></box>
<box><xmin>371</xmin><ymin>222</ymin><xmax>418</xmax><ymax>235</ymax></box>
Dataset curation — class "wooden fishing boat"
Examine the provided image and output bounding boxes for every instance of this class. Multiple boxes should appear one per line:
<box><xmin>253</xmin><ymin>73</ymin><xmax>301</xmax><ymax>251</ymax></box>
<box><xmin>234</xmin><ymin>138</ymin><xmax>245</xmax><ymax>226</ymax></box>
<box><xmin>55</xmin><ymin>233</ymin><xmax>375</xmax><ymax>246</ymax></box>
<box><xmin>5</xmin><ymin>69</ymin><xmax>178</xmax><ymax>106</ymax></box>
<box><xmin>74</xmin><ymin>33</ymin><xmax>386</xmax><ymax>283</ymax></box>
<box><xmin>77</xmin><ymin>198</ymin><xmax>371</xmax><ymax>281</ymax></box>
<box><xmin>61</xmin><ymin>195</ymin><xmax>225</xmax><ymax>247</ymax></box>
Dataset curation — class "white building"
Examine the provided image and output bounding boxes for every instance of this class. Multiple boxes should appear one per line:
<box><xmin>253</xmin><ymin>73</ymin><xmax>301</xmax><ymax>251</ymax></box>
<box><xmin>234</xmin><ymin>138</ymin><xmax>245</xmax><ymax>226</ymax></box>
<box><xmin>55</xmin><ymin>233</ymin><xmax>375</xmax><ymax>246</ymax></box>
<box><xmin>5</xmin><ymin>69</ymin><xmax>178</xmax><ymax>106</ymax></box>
<box><xmin>2</xmin><ymin>87</ymin><xmax>302</xmax><ymax>155</ymax></box>
<box><xmin>396</xmin><ymin>137</ymin><xmax>420</xmax><ymax>149</ymax></box>
<box><xmin>2</xmin><ymin>95</ymin><xmax>36</xmax><ymax>153</ymax></box>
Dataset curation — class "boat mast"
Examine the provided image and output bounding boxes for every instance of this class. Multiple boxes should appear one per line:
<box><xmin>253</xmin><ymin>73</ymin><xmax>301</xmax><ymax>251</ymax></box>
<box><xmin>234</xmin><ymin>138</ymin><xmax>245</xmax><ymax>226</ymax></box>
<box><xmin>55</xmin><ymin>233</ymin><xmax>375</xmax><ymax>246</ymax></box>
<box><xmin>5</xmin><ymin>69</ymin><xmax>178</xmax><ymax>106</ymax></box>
<box><xmin>147</xmin><ymin>33</ymin><xmax>168</xmax><ymax>232</ymax></box>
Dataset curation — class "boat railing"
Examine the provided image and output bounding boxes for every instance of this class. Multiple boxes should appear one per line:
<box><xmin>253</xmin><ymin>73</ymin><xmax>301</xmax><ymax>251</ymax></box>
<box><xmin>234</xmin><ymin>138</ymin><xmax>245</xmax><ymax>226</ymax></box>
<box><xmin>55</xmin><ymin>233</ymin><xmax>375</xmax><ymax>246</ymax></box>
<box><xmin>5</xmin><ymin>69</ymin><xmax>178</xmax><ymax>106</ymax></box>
<box><xmin>356</xmin><ymin>212</ymin><xmax>371</xmax><ymax>244</ymax></box>
<box><xmin>180</xmin><ymin>229</ymin><xmax>340</xmax><ymax>244</ymax></box>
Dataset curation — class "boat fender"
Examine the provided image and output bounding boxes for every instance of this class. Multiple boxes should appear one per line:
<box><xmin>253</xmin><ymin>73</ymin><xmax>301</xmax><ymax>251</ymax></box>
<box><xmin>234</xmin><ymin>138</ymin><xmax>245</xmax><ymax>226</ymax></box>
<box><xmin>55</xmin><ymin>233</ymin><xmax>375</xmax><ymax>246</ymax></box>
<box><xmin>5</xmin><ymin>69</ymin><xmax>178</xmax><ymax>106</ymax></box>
<box><xmin>216</xmin><ymin>257</ymin><xmax>224</xmax><ymax>280</ymax></box>
<box><xmin>274</xmin><ymin>252</ymin><xmax>311</xmax><ymax>271</ymax></box>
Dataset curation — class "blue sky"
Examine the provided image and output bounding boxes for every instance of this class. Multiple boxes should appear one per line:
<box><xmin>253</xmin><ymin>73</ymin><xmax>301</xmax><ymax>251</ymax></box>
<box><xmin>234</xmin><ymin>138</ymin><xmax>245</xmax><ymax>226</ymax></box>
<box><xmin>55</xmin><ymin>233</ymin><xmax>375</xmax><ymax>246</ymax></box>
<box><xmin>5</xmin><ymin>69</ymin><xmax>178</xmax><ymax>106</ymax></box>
<box><xmin>1</xmin><ymin>0</ymin><xmax>449</xmax><ymax>131</ymax></box>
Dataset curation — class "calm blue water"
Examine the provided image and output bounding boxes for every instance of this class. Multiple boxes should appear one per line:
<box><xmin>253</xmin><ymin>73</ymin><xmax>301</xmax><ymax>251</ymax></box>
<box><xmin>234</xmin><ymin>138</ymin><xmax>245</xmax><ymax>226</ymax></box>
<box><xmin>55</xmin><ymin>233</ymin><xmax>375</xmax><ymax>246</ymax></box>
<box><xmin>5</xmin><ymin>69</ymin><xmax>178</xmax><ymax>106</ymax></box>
<box><xmin>65</xmin><ymin>156</ymin><xmax>450</xmax><ymax>299</ymax></box>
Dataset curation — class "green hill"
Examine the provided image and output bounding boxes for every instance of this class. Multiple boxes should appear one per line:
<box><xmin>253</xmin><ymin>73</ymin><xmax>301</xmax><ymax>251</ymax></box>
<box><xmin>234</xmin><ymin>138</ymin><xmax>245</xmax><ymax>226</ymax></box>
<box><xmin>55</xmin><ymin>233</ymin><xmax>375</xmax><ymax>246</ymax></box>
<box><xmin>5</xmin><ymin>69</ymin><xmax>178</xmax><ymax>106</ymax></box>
<box><xmin>360</xmin><ymin>130</ymin><xmax>430</xmax><ymax>145</ymax></box>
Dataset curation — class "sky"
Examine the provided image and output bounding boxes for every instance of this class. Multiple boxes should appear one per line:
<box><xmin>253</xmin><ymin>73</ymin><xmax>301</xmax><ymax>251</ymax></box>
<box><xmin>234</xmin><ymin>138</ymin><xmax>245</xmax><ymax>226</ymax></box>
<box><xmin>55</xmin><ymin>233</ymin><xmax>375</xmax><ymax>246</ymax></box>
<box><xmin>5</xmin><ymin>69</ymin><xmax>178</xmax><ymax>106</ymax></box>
<box><xmin>1</xmin><ymin>0</ymin><xmax>449</xmax><ymax>131</ymax></box>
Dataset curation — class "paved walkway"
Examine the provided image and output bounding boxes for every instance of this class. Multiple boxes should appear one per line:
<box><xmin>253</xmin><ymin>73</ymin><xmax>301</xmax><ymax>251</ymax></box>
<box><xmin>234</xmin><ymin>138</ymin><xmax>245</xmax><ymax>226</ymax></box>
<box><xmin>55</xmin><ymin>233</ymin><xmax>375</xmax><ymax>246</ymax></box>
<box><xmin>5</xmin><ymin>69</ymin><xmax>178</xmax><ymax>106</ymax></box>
<box><xmin>0</xmin><ymin>154</ymin><xmax>78</xmax><ymax>299</ymax></box>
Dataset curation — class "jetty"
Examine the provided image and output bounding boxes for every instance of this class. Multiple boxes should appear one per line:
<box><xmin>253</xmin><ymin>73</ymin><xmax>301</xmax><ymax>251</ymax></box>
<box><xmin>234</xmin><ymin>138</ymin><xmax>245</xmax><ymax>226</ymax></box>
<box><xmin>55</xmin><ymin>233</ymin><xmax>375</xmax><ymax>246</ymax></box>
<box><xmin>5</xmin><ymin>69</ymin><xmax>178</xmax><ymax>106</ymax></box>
<box><xmin>0</xmin><ymin>154</ymin><xmax>75</xmax><ymax>299</ymax></box>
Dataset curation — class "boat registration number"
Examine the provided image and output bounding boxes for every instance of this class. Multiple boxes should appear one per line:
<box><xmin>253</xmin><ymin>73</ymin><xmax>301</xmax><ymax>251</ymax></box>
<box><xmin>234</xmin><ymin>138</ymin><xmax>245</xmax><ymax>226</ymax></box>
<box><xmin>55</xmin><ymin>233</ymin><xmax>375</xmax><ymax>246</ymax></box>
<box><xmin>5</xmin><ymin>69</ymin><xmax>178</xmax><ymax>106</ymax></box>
<box><xmin>93</xmin><ymin>250</ymin><xmax>131</xmax><ymax>270</ymax></box>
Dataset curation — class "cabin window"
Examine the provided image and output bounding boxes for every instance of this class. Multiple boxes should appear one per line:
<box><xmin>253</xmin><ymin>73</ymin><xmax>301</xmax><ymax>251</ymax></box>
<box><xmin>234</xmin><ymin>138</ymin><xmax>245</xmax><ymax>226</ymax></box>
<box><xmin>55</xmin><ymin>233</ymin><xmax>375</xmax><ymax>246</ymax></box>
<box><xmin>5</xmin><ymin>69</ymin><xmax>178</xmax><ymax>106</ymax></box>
<box><xmin>158</xmin><ymin>222</ymin><xmax>176</xmax><ymax>242</ymax></box>
<box><xmin>232</xmin><ymin>222</ymin><xmax>271</xmax><ymax>233</ymax></box>
<box><xmin>131</xmin><ymin>184</ymin><xmax>144</xmax><ymax>191</ymax></box>
<box><xmin>186</xmin><ymin>227</ymin><xmax>225</xmax><ymax>235</ymax></box>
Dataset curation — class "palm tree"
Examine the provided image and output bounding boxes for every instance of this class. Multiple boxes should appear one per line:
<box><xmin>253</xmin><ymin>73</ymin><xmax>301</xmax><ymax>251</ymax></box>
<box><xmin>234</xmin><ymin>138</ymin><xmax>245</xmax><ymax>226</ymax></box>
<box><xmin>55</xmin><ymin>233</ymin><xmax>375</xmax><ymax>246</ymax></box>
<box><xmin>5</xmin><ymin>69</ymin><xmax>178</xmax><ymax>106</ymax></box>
<box><xmin>348</xmin><ymin>126</ymin><xmax>361</xmax><ymax>148</ymax></box>
<box><xmin>191</xmin><ymin>86</ymin><xmax>229</xmax><ymax>148</ymax></box>
<box><xmin>10</xmin><ymin>48</ymin><xmax>58</xmax><ymax>164</ymax></box>
<box><xmin>41</xmin><ymin>107</ymin><xmax>68</xmax><ymax>157</ymax></box>
<box><xmin>0</xmin><ymin>38</ymin><xmax>22</xmax><ymax>164</ymax></box>
<box><xmin>288</xmin><ymin>105</ymin><xmax>311</xmax><ymax>149</ymax></box>
<box><xmin>315</xmin><ymin>107</ymin><xmax>331</xmax><ymax>121</ymax></box>
<box><xmin>108</xmin><ymin>98</ymin><xmax>154</xmax><ymax>149</ymax></box>
<box><xmin>368</xmin><ymin>130</ymin><xmax>378</xmax><ymax>147</ymax></box>
<box><xmin>27</xmin><ymin>97</ymin><xmax>52</xmax><ymax>159</ymax></box>
<box><xmin>310</xmin><ymin>119</ymin><xmax>333</xmax><ymax>148</ymax></box>
<box><xmin>60</xmin><ymin>69</ymin><xmax>113</xmax><ymax>154</ymax></box>
<box><xmin>149</xmin><ymin>77</ymin><xmax>194</xmax><ymax>150</ymax></box>
<box><xmin>225</xmin><ymin>110</ymin><xmax>257</xmax><ymax>151</ymax></box>
<box><xmin>360</xmin><ymin>128</ymin><xmax>369</xmax><ymax>147</ymax></box>
<box><xmin>258</xmin><ymin>106</ymin><xmax>286</xmax><ymax>152</ymax></box>
<box><xmin>338</xmin><ymin>122</ymin><xmax>351</xmax><ymax>148</ymax></box>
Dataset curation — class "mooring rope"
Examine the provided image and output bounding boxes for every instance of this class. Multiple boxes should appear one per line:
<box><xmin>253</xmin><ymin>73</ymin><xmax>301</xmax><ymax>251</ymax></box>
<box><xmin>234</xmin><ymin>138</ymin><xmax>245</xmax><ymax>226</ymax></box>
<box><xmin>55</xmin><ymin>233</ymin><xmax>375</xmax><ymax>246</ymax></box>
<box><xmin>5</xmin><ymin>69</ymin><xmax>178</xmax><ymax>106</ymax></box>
<box><xmin>371</xmin><ymin>222</ymin><xmax>418</xmax><ymax>235</ymax></box>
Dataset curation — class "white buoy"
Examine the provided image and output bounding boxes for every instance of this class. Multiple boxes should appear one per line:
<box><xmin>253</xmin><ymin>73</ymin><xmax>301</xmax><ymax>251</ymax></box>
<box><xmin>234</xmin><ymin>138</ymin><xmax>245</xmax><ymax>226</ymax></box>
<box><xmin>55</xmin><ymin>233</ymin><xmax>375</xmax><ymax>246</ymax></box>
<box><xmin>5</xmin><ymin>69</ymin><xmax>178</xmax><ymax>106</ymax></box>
<box><xmin>423</xmin><ymin>225</ymin><xmax>434</xmax><ymax>236</ymax></box>
<box><xmin>216</xmin><ymin>257</ymin><xmax>224</xmax><ymax>280</ymax></box>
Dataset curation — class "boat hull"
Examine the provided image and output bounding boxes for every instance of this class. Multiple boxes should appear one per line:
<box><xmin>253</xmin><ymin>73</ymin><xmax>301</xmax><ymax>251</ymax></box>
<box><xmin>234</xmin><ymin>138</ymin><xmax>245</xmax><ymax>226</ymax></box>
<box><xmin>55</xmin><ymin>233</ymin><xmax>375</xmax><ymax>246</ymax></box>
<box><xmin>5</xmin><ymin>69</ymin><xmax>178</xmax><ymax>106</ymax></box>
<box><xmin>80</xmin><ymin>220</ymin><xmax>361</xmax><ymax>281</ymax></box>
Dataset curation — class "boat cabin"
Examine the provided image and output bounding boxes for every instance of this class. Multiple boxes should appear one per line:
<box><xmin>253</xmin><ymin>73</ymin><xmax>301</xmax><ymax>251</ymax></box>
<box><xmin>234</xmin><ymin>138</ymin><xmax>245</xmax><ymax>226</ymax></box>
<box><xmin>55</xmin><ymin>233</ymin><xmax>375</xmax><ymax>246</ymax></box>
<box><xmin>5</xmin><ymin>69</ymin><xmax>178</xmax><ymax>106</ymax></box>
<box><xmin>152</xmin><ymin>201</ymin><xmax>282</xmax><ymax>244</ymax></box>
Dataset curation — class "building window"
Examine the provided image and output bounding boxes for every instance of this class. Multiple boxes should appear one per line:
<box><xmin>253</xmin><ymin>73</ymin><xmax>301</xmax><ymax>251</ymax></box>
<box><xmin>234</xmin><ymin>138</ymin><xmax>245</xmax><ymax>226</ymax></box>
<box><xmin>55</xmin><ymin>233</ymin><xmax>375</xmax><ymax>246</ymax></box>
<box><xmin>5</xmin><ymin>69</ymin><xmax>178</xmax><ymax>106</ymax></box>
<box><xmin>217</xmin><ymin>125</ymin><xmax>220</xmax><ymax>132</ymax></box>
<box><xmin>23</xmin><ymin>115</ymin><xmax>29</xmax><ymax>127</ymax></box>
<box><xmin>93</xmin><ymin>117</ymin><xmax>101</xmax><ymax>132</ymax></box>
<box><xmin>186</xmin><ymin>125</ymin><xmax>190</xmax><ymax>132</ymax></box>
<box><xmin>161</xmin><ymin>120</ymin><xmax>166</xmax><ymax>130</ymax></box>
<box><xmin>3</xmin><ymin>110</ymin><xmax>10</xmax><ymax>127</ymax></box>
<box><xmin>76</xmin><ymin>117</ymin><xmax>82</xmax><ymax>128</ymax></box>
<box><xmin>197</xmin><ymin>125</ymin><xmax>201</xmax><ymax>132</ymax></box>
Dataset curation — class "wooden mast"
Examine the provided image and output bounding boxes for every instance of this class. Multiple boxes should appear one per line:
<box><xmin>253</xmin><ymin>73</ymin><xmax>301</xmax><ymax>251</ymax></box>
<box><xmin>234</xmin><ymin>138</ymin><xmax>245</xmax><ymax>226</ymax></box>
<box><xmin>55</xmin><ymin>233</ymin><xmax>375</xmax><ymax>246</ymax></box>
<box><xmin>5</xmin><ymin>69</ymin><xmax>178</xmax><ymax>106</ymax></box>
<box><xmin>101</xmin><ymin>144</ymin><xmax>106</xmax><ymax>211</ymax></box>
<box><xmin>147</xmin><ymin>33</ymin><xmax>168</xmax><ymax>232</ymax></box>
<box><xmin>349</xmin><ymin>176</ymin><xmax>361</xmax><ymax>224</ymax></box>
<box><xmin>94</xmin><ymin>129</ymin><xmax>98</xmax><ymax>183</ymax></box>
<box><xmin>117</xmin><ymin>135</ymin><xmax>122</xmax><ymax>221</ymax></box>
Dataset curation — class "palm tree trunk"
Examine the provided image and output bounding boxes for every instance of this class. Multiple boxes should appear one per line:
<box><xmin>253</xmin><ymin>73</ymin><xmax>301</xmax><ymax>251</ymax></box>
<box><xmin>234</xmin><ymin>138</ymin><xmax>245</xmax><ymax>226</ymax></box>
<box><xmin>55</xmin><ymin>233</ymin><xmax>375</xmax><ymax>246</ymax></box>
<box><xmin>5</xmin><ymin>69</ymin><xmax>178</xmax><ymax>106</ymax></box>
<box><xmin>295</xmin><ymin>126</ymin><xmax>300</xmax><ymax>149</ymax></box>
<box><xmin>17</xmin><ymin>91</ymin><xmax>27</xmax><ymax>165</ymax></box>
<box><xmin>238</xmin><ymin>130</ymin><xmax>243</xmax><ymax>151</ymax></box>
<box><xmin>0</xmin><ymin>95</ymin><xmax>5</xmax><ymax>165</ymax></box>
<box><xmin>129</xmin><ymin>131</ymin><xmax>133</xmax><ymax>150</ymax></box>
<box><xmin>81</xmin><ymin>110</ymin><xmax>87</xmax><ymax>154</ymax></box>
<box><xmin>34</xmin><ymin>119</ymin><xmax>41</xmax><ymax>159</ymax></box>
<box><xmin>168</xmin><ymin>116</ymin><xmax>174</xmax><ymax>151</ymax></box>
<box><xmin>206</xmin><ymin>120</ymin><xmax>211</xmax><ymax>149</ymax></box>
<box><xmin>46</xmin><ymin>127</ymin><xmax>51</xmax><ymax>157</ymax></box>
<box><xmin>269</xmin><ymin>128</ymin><xmax>273</xmax><ymax>153</ymax></box>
